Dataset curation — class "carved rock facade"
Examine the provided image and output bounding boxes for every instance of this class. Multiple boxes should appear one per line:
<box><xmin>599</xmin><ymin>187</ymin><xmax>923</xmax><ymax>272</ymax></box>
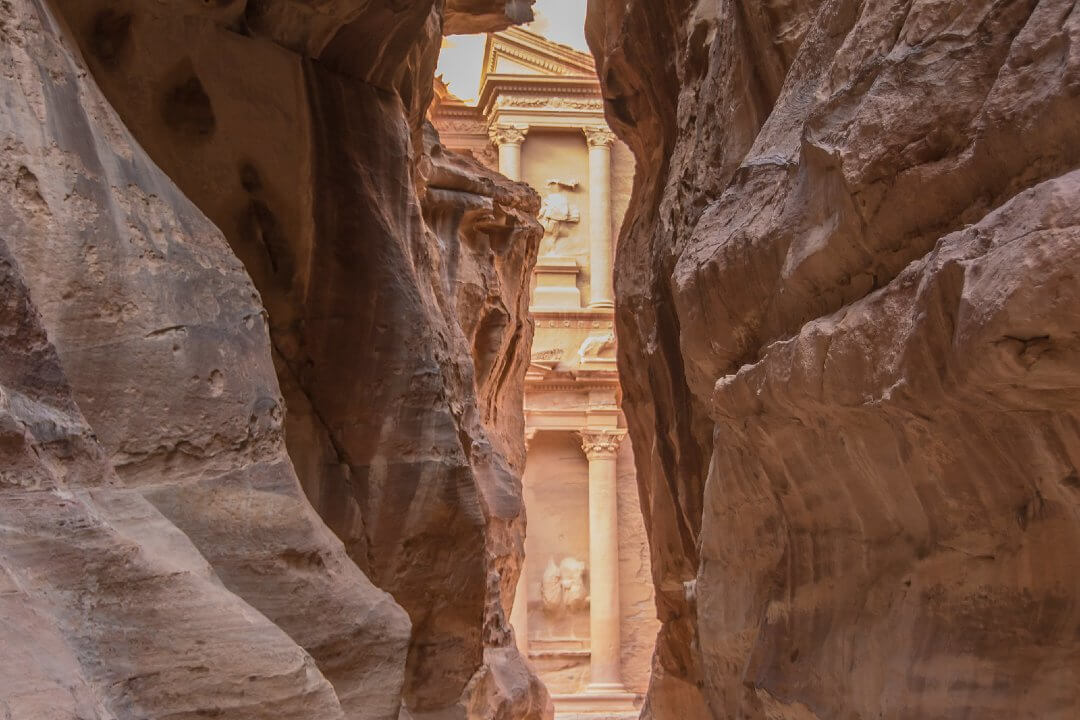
<box><xmin>587</xmin><ymin>0</ymin><xmax>1080</xmax><ymax>718</ymax></box>
<box><xmin>1</xmin><ymin>0</ymin><xmax>547</xmax><ymax>718</ymax></box>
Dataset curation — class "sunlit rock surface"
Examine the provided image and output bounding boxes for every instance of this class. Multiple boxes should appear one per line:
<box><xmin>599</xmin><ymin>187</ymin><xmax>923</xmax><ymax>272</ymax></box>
<box><xmin>586</xmin><ymin>0</ymin><xmax>1080</xmax><ymax>718</ymax></box>
<box><xmin>1</xmin><ymin>0</ymin><xmax>545</xmax><ymax>717</ymax></box>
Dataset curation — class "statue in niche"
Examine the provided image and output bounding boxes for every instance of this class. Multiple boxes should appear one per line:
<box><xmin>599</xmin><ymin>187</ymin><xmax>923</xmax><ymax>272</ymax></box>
<box><xmin>541</xmin><ymin>557</ymin><xmax>588</xmax><ymax>614</ymax></box>
<box><xmin>538</xmin><ymin>179</ymin><xmax>580</xmax><ymax>256</ymax></box>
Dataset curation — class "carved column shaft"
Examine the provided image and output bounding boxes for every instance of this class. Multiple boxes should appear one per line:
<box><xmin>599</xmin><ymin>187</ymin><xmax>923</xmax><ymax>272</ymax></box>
<box><xmin>490</xmin><ymin>125</ymin><xmax>528</xmax><ymax>182</ymax></box>
<box><xmin>580</xmin><ymin>429</ymin><xmax>626</xmax><ymax>691</ymax></box>
<box><xmin>584</xmin><ymin>127</ymin><xmax>616</xmax><ymax>309</ymax></box>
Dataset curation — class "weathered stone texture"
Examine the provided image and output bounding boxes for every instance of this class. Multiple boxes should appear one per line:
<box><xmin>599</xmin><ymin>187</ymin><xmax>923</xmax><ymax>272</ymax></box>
<box><xmin>1</xmin><ymin>1</ymin><xmax>410</xmax><ymax>717</ymax></box>
<box><xmin>2</xmin><ymin>0</ymin><xmax>544</xmax><ymax>718</ymax></box>
<box><xmin>445</xmin><ymin>0</ymin><xmax>535</xmax><ymax>35</ymax></box>
<box><xmin>587</xmin><ymin>0</ymin><xmax>1080</xmax><ymax>717</ymax></box>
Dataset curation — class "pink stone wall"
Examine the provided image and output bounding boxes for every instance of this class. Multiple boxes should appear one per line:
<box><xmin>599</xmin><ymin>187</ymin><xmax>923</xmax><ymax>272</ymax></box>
<box><xmin>521</xmin><ymin>430</ymin><xmax>657</xmax><ymax>697</ymax></box>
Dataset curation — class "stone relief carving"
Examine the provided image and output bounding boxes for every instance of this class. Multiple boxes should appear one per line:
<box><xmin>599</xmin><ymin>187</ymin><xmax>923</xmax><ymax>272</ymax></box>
<box><xmin>583</xmin><ymin>126</ymin><xmax>617</xmax><ymax>147</ymax></box>
<box><xmin>576</xmin><ymin>333</ymin><xmax>616</xmax><ymax>364</ymax></box>
<box><xmin>494</xmin><ymin>95</ymin><xmax>605</xmax><ymax>112</ymax></box>
<box><xmin>488</xmin><ymin>124</ymin><xmax>528</xmax><ymax>146</ymax></box>
<box><xmin>532</xmin><ymin>348</ymin><xmax>565</xmax><ymax>363</ymax></box>
<box><xmin>439</xmin><ymin>119</ymin><xmax>489</xmax><ymax>134</ymax></box>
<box><xmin>538</xmin><ymin>179</ymin><xmax>580</xmax><ymax>255</ymax></box>
<box><xmin>541</xmin><ymin>557</ymin><xmax>588</xmax><ymax>615</ymax></box>
<box><xmin>579</xmin><ymin>430</ymin><xmax>625</xmax><ymax>459</ymax></box>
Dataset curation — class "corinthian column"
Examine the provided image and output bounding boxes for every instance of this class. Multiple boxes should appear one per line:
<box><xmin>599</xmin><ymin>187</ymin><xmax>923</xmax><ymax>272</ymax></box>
<box><xmin>584</xmin><ymin>126</ymin><xmax>616</xmax><ymax>309</ymax></box>
<box><xmin>579</xmin><ymin>429</ymin><xmax>626</xmax><ymax>692</ymax></box>
<box><xmin>489</xmin><ymin>124</ymin><xmax>528</xmax><ymax>182</ymax></box>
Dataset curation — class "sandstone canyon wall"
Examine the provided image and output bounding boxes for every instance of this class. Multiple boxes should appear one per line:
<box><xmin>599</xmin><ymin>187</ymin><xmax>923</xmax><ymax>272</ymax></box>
<box><xmin>587</xmin><ymin>0</ymin><xmax>1080</xmax><ymax>718</ymax></box>
<box><xmin>1</xmin><ymin>0</ymin><xmax>547</xmax><ymax>718</ymax></box>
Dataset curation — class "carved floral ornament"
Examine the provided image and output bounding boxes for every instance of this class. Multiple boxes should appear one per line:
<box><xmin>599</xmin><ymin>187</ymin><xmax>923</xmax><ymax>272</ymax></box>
<box><xmin>439</xmin><ymin>119</ymin><xmax>489</xmax><ymax>134</ymax></box>
<box><xmin>488</xmin><ymin>124</ymin><xmax>528</xmax><ymax>146</ymax></box>
<box><xmin>578</xmin><ymin>429</ymin><xmax>626</xmax><ymax>458</ymax></box>
<box><xmin>494</xmin><ymin>95</ymin><xmax>605</xmax><ymax>111</ymax></box>
<box><xmin>583</xmin><ymin>126</ymin><xmax>617</xmax><ymax>148</ymax></box>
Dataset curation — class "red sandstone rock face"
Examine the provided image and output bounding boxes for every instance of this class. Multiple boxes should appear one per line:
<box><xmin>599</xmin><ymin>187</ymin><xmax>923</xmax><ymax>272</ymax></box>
<box><xmin>0</xmin><ymin>2</ymin><xmax>407</xmax><ymax>717</ymax></box>
<box><xmin>587</xmin><ymin>0</ymin><xmax>1080</xmax><ymax>718</ymax></box>
<box><xmin>444</xmin><ymin>0</ymin><xmax>535</xmax><ymax>34</ymax></box>
<box><xmin>1</xmin><ymin>0</ymin><xmax>545</xmax><ymax>718</ymax></box>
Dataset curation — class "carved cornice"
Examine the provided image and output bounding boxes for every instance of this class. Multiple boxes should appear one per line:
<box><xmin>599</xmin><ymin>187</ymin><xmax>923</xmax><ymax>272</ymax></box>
<box><xmin>489</xmin><ymin>124</ymin><xmax>528</xmax><ymax>146</ymax></box>
<box><xmin>488</xmin><ymin>44</ymin><xmax>578</xmax><ymax>77</ymax></box>
<box><xmin>524</xmin><ymin>375</ymin><xmax>620</xmax><ymax>392</ymax></box>
<box><xmin>578</xmin><ymin>430</ymin><xmax>625</xmax><ymax>459</ymax></box>
<box><xmin>583</xmin><ymin>126</ymin><xmax>617</xmax><ymax>148</ymax></box>
<box><xmin>485</xmin><ymin>80</ymin><xmax>601</xmax><ymax>96</ymax></box>
<box><xmin>533</xmin><ymin>315</ymin><xmax>614</xmax><ymax>329</ymax></box>
<box><xmin>479</xmin><ymin>77</ymin><xmax>603</xmax><ymax>116</ymax></box>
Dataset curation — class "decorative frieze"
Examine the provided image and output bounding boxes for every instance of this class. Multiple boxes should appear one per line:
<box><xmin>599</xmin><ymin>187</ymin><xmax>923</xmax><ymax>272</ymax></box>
<box><xmin>532</xmin><ymin>348</ymin><xmax>565</xmax><ymax>362</ymax></box>
<box><xmin>535</xmin><ymin>318</ymin><xmax>614</xmax><ymax>329</ymax></box>
<box><xmin>438</xmin><ymin>118</ymin><xmax>489</xmax><ymax>135</ymax></box>
<box><xmin>494</xmin><ymin>95</ymin><xmax>605</xmax><ymax>112</ymax></box>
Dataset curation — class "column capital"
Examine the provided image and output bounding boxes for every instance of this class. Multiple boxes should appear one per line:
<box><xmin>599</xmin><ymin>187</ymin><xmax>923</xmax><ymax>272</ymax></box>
<box><xmin>583</xmin><ymin>126</ymin><xmax>617</xmax><ymax>148</ymax></box>
<box><xmin>578</xmin><ymin>429</ymin><xmax>625</xmax><ymax>459</ymax></box>
<box><xmin>489</xmin><ymin>124</ymin><xmax>528</xmax><ymax>146</ymax></box>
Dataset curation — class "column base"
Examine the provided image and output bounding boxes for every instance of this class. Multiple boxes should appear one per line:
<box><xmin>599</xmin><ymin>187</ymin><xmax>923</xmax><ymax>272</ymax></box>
<box><xmin>551</xmin><ymin>690</ymin><xmax>639</xmax><ymax>718</ymax></box>
<box><xmin>587</xmin><ymin>300</ymin><xmax>615</xmax><ymax>310</ymax></box>
<box><xmin>534</xmin><ymin>255</ymin><xmax>584</xmax><ymax>309</ymax></box>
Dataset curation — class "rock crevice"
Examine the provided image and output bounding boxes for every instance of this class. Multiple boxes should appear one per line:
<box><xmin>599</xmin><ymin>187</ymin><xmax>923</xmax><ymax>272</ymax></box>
<box><xmin>1</xmin><ymin>0</ymin><xmax>547</xmax><ymax>718</ymax></box>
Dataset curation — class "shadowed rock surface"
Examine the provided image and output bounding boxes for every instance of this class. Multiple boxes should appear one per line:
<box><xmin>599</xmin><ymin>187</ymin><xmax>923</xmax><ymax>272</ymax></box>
<box><xmin>1</xmin><ymin>0</ymin><xmax>546</xmax><ymax>718</ymax></box>
<box><xmin>8</xmin><ymin>0</ymin><xmax>1078</xmax><ymax>716</ymax></box>
<box><xmin>586</xmin><ymin>0</ymin><xmax>1080</xmax><ymax>718</ymax></box>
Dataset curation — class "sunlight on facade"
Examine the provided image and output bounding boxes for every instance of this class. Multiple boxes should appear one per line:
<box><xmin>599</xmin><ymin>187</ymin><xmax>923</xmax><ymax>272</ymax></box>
<box><xmin>438</xmin><ymin>0</ymin><xmax>587</xmax><ymax>102</ymax></box>
<box><xmin>430</xmin><ymin>22</ymin><xmax>657</xmax><ymax>719</ymax></box>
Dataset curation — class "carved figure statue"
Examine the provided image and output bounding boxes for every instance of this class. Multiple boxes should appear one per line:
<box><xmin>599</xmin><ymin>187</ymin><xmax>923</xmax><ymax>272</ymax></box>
<box><xmin>538</xmin><ymin>179</ymin><xmax>580</xmax><ymax>254</ymax></box>
<box><xmin>577</xmin><ymin>333</ymin><xmax>617</xmax><ymax>364</ymax></box>
<box><xmin>540</xmin><ymin>557</ymin><xmax>588</xmax><ymax>614</ymax></box>
<box><xmin>540</xmin><ymin>558</ymin><xmax>561</xmax><ymax>611</ymax></box>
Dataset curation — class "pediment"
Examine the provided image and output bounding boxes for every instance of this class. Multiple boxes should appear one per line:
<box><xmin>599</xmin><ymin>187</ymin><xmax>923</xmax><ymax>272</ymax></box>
<box><xmin>481</xmin><ymin>26</ymin><xmax>596</xmax><ymax>82</ymax></box>
<box><xmin>494</xmin><ymin>56</ymin><xmax>545</xmax><ymax>75</ymax></box>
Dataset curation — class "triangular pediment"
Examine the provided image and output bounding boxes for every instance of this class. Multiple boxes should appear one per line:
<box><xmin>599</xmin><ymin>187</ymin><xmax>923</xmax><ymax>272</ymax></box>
<box><xmin>481</xmin><ymin>26</ymin><xmax>596</xmax><ymax>85</ymax></box>
<box><xmin>493</xmin><ymin>56</ymin><xmax>545</xmax><ymax>75</ymax></box>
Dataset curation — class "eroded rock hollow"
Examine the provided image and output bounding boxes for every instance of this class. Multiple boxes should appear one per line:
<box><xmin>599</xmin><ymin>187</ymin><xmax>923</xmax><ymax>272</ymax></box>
<box><xmin>1</xmin><ymin>0</ymin><xmax>547</xmax><ymax>718</ymax></box>
<box><xmin>586</xmin><ymin>0</ymin><xmax>1080</xmax><ymax>718</ymax></box>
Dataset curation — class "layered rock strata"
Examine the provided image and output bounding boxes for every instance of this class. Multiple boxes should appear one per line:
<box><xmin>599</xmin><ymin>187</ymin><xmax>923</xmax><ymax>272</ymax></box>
<box><xmin>2</xmin><ymin>0</ymin><xmax>546</xmax><ymax>718</ymax></box>
<box><xmin>1</xmin><ymin>2</ymin><xmax>408</xmax><ymax>716</ymax></box>
<box><xmin>587</xmin><ymin>0</ymin><xmax>1080</xmax><ymax>718</ymax></box>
